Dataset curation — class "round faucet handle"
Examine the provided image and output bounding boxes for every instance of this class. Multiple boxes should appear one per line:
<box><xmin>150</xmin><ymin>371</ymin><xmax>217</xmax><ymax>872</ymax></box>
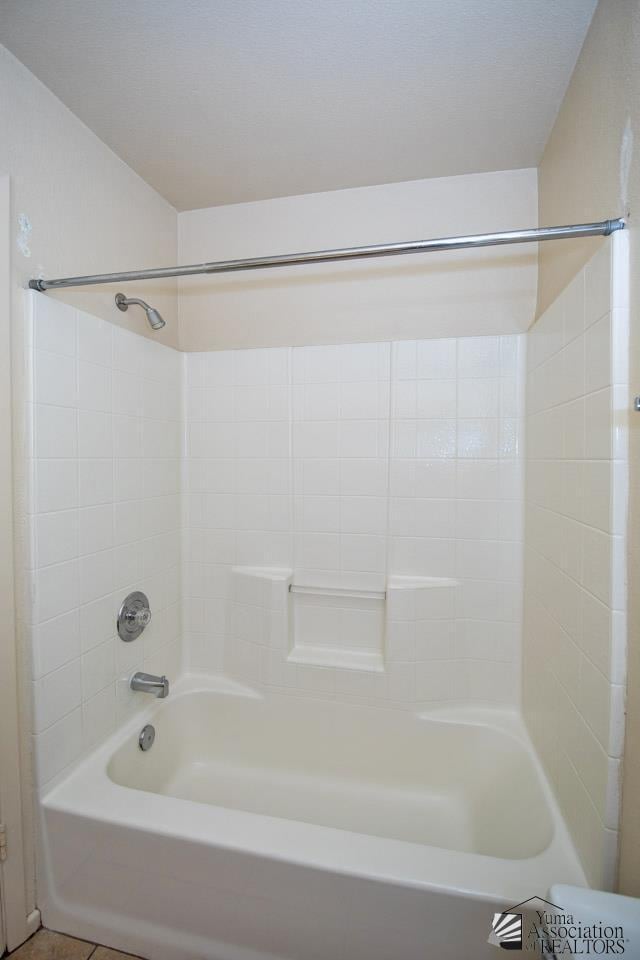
<box><xmin>130</xmin><ymin>607</ymin><xmax>152</xmax><ymax>628</ymax></box>
<box><xmin>117</xmin><ymin>591</ymin><xmax>153</xmax><ymax>642</ymax></box>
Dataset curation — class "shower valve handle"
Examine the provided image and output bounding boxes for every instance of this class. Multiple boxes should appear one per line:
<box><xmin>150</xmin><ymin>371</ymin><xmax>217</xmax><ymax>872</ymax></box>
<box><xmin>127</xmin><ymin>606</ymin><xmax>152</xmax><ymax>628</ymax></box>
<box><xmin>117</xmin><ymin>591</ymin><xmax>153</xmax><ymax>642</ymax></box>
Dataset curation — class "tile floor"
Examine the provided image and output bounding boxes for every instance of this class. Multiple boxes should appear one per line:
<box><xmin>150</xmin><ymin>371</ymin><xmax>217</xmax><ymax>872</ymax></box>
<box><xmin>7</xmin><ymin>929</ymin><xmax>147</xmax><ymax>960</ymax></box>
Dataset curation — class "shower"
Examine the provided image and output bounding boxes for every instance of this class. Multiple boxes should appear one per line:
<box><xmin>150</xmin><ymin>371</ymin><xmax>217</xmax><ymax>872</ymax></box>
<box><xmin>115</xmin><ymin>292</ymin><xmax>165</xmax><ymax>329</ymax></box>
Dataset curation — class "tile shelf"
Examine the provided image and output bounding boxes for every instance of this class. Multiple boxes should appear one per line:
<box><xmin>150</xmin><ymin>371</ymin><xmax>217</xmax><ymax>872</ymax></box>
<box><xmin>232</xmin><ymin>565</ymin><xmax>458</xmax><ymax>674</ymax></box>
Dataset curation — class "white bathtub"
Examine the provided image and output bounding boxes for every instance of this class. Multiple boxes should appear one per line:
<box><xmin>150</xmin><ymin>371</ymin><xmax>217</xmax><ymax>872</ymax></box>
<box><xmin>38</xmin><ymin>675</ymin><xmax>586</xmax><ymax>960</ymax></box>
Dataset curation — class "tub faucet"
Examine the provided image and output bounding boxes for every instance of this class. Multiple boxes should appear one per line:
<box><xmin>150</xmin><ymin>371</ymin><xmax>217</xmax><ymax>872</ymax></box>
<box><xmin>130</xmin><ymin>672</ymin><xmax>169</xmax><ymax>698</ymax></box>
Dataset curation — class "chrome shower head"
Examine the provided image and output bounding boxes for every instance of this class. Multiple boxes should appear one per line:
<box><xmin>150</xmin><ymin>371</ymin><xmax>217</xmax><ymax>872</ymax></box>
<box><xmin>115</xmin><ymin>293</ymin><xmax>166</xmax><ymax>330</ymax></box>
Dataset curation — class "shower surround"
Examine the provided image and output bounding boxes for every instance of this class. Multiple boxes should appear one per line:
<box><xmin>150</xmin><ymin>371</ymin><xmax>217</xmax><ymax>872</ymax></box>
<box><xmin>184</xmin><ymin>335</ymin><xmax>525</xmax><ymax>707</ymax></box>
<box><xmin>22</xmin><ymin>294</ymin><xmax>183</xmax><ymax>786</ymax></box>
<box><xmin>23</xmin><ymin>291</ymin><xmax>527</xmax><ymax>791</ymax></box>
<box><xmin>22</xmin><ymin>231</ymin><xmax>628</xmax><ymax>960</ymax></box>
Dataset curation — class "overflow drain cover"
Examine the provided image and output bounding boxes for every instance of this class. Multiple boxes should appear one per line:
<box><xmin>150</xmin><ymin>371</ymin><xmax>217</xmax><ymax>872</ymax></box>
<box><xmin>138</xmin><ymin>724</ymin><xmax>155</xmax><ymax>751</ymax></box>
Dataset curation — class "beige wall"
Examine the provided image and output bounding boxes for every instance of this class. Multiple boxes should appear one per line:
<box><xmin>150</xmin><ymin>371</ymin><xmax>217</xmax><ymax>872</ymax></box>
<box><xmin>0</xmin><ymin>44</ymin><xmax>178</xmax><ymax>346</ymax></box>
<box><xmin>0</xmin><ymin>43</ymin><xmax>179</xmax><ymax>928</ymax></box>
<box><xmin>178</xmin><ymin>168</ymin><xmax>537</xmax><ymax>352</ymax></box>
<box><xmin>537</xmin><ymin>0</ymin><xmax>640</xmax><ymax>894</ymax></box>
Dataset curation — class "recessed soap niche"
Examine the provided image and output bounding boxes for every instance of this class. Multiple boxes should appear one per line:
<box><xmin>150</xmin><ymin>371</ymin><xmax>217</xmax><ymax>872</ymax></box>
<box><xmin>231</xmin><ymin>566</ymin><xmax>458</xmax><ymax>674</ymax></box>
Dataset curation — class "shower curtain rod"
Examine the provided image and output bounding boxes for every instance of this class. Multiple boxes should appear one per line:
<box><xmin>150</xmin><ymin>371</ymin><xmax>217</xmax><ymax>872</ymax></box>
<box><xmin>28</xmin><ymin>218</ymin><xmax>625</xmax><ymax>291</ymax></box>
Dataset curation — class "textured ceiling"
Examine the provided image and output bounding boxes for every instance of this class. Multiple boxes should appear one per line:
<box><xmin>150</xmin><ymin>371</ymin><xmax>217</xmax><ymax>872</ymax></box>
<box><xmin>1</xmin><ymin>0</ymin><xmax>596</xmax><ymax>210</ymax></box>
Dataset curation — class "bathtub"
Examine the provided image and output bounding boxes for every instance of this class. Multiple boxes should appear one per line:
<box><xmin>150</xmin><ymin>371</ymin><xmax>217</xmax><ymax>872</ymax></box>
<box><xmin>38</xmin><ymin>674</ymin><xmax>586</xmax><ymax>960</ymax></box>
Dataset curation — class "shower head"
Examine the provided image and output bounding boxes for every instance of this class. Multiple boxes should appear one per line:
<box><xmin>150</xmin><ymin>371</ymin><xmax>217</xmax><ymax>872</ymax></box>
<box><xmin>115</xmin><ymin>293</ymin><xmax>166</xmax><ymax>330</ymax></box>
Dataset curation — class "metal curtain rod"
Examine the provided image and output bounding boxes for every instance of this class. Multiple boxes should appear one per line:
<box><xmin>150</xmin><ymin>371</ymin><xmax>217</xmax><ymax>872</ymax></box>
<box><xmin>28</xmin><ymin>218</ymin><xmax>625</xmax><ymax>292</ymax></box>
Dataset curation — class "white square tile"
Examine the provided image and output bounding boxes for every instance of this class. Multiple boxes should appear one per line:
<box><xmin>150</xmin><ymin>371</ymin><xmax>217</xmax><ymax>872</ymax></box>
<box><xmin>582</xmin><ymin>461</ymin><xmax>612</xmax><ymax>532</ymax></box>
<box><xmin>78</xmin><ymin>361</ymin><xmax>111</xmax><ymax>412</ymax></box>
<box><xmin>563</xmin><ymin>399</ymin><xmax>585</xmax><ymax>460</ymax></box>
<box><xmin>79</xmin><ymin>459</ymin><xmax>114</xmax><ymax>506</ymax></box>
<box><xmin>610</xmin><ymin>309</ymin><xmax>629</xmax><ymax>386</ymax></box>
<box><xmin>386</xmin><ymin>619</ymin><xmax>416</xmax><ymax>660</ymax></box>
<box><xmin>585</xmin><ymin>242</ymin><xmax>611</xmax><ymax>328</ymax></box>
<box><xmin>390</xmin><ymin>497</ymin><xmax>452</xmax><ymax>539</ymax></box>
<box><xmin>234</xmin><ymin>384</ymin><xmax>271</xmax><ymax>421</ymax></box>
<box><xmin>499</xmin><ymin>378</ymin><xmax>519</xmax><ymax>418</ymax></box>
<box><xmin>78</xmin><ymin>410</ymin><xmax>113</xmax><ymax>458</ymax></box>
<box><xmin>79</xmin><ymin>549</ymin><xmax>114</xmax><ymax>604</ymax></box>
<box><xmin>456</xmin><ymin>460</ymin><xmax>499</xmax><ymax>500</ymax></box>
<box><xmin>35</xmin><ymin>350</ymin><xmax>77</xmax><ymax>407</ymax></box>
<box><xmin>414</xmin><ymin>621</ymin><xmax>455</xmax><ymax>660</ymax></box>
<box><xmin>457</xmin><ymin>419</ymin><xmax>498</xmax><ymax>458</ymax></box>
<box><xmin>34</xmin><ymin>297</ymin><xmax>77</xmax><ymax>357</ymax></box>
<box><xmin>341</xmin><ymin>382</ymin><xmax>388</xmax><ymax>419</ymax></box>
<box><xmin>562</xmin><ymin>336</ymin><xmax>585</xmax><ymax>402</ymax></box>
<box><xmin>267</xmin><ymin>348</ymin><xmax>290</xmax><ymax>385</ymax></box>
<box><xmin>562</xmin><ymin>271</ymin><xmax>585</xmax><ymax>345</ymax></box>
<box><xmin>455</xmin><ymin>539</ymin><xmax>498</xmax><ymax>579</ymax></box>
<box><xmin>112</xmin><ymin>326</ymin><xmax>147</xmax><ymax>376</ymax></box>
<box><xmin>234</xmin><ymin>348</ymin><xmax>269</xmax><ymax>385</ymax></box>
<box><xmin>296</xmin><ymin>495</ymin><xmax>340</xmax><ymax>533</ymax></box>
<box><xmin>82</xmin><ymin>684</ymin><xmax>116</xmax><ymax>748</ymax></box>
<box><xmin>457</xmin><ymin>379</ymin><xmax>499</xmax><ymax>418</ymax></box>
<box><xmin>339</xmin><ymin>342</ymin><xmax>389</xmax><ymax>381</ymax></box>
<box><xmin>293</xmin><ymin>421</ymin><xmax>339</xmax><ymax>460</ymax></box>
<box><xmin>415</xmin><ymin>584</ymin><xmax>455</xmax><ymax>620</ymax></box>
<box><xmin>34</xmin><ymin>708</ymin><xmax>82</xmax><ymax>785</ymax></box>
<box><xmin>78</xmin><ymin>311</ymin><xmax>113</xmax><ymax>365</ymax></box>
<box><xmin>389</xmin><ymin>535</ymin><xmax>454</xmax><ymax>577</ymax></box>
<box><xmin>295</xmin><ymin>532</ymin><xmax>340</xmax><ymax>570</ymax></box>
<box><xmin>414</xmin><ymin>459</ymin><xmax>456</xmax><ymax>499</ymax></box>
<box><xmin>416</xmin><ymin>380</ymin><xmax>457</xmax><ymax>418</ymax></box>
<box><xmin>113</xmin><ymin>414</ymin><xmax>142</xmax><ymax>458</ymax></box>
<box><xmin>391</xmin><ymin>340</ymin><xmax>416</xmax><ymax>380</ymax></box>
<box><xmin>391</xmin><ymin>420</ymin><xmax>416</xmax><ymax>458</ymax></box>
<box><xmin>585</xmin><ymin>315</ymin><xmax>611</xmax><ymax>393</ymax></box>
<box><xmin>35</xmin><ymin>404</ymin><xmax>77</xmax><ymax>459</ymax></box>
<box><xmin>391</xmin><ymin>380</ymin><xmax>416</xmax><ymax>418</ymax></box>
<box><xmin>340</xmin><ymin>420</ymin><xmax>386</xmax><ymax>459</ymax></box>
<box><xmin>293</xmin><ymin>345</ymin><xmax>341</xmax><ymax>384</ymax></box>
<box><xmin>80</xmin><ymin>593</ymin><xmax>117</xmax><ymax>652</ymax></box>
<box><xmin>36</xmin><ymin>510</ymin><xmax>78</xmax><ymax>567</ymax></box>
<box><xmin>578</xmin><ymin>655</ymin><xmax>611</xmax><ymax>750</ymax></box>
<box><xmin>81</xmin><ymin>638</ymin><xmax>115</xmax><ymax>699</ymax></box>
<box><xmin>584</xmin><ymin>389</ymin><xmax>612</xmax><ymax>460</ymax></box>
<box><xmin>458</xmin><ymin>337</ymin><xmax>500</xmax><ymax>378</ymax></box>
<box><xmin>340</xmin><ymin>459</ymin><xmax>387</xmax><ymax>497</ymax></box>
<box><xmin>340</xmin><ymin>497</ymin><xmax>386</xmax><ymax>535</ymax></box>
<box><xmin>297</xmin><ymin>459</ymin><xmax>340</xmax><ymax>497</ymax></box>
<box><xmin>500</xmin><ymin>336</ymin><xmax>521</xmax><ymax>377</ymax></box>
<box><xmin>36</xmin><ymin>560</ymin><xmax>78</xmax><ymax>622</ymax></box>
<box><xmin>415</xmin><ymin>659</ymin><xmax>459</xmax><ymax>701</ymax></box>
<box><xmin>299</xmin><ymin>383</ymin><xmax>340</xmax><ymax>421</ymax></box>
<box><xmin>79</xmin><ymin>504</ymin><xmax>114</xmax><ymax>556</ymax></box>
<box><xmin>455</xmin><ymin>499</ymin><xmax>498</xmax><ymax>540</ymax></box>
<box><xmin>32</xmin><ymin>609</ymin><xmax>80</xmax><ymax>679</ymax></box>
<box><xmin>33</xmin><ymin>658</ymin><xmax>82</xmax><ymax>733</ymax></box>
<box><xmin>416</xmin><ymin>420</ymin><xmax>456</xmax><ymax>458</ymax></box>
<box><xmin>340</xmin><ymin>534</ymin><xmax>386</xmax><ymax>573</ymax></box>
<box><xmin>36</xmin><ymin>459</ymin><xmax>78</xmax><ymax>513</ymax></box>
<box><xmin>112</xmin><ymin>370</ymin><xmax>142</xmax><ymax>417</ymax></box>
<box><xmin>416</xmin><ymin>339</ymin><xmax>456</xmax><ymax>379</ymax></box>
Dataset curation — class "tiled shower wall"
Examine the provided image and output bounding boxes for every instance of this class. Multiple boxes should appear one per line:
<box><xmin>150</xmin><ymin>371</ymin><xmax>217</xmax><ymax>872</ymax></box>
<box><xmin>23</xmin><ymin>293</ymin><xmax>183</xmax><ymax>787</ymax></box>
<box><xmin>184</xmin><ymin>334</ymin><xmax>525</xmax><ymax>707</ymax></box>
<box><xmin>523</xmin><ymin>234</ymin><xmax>629</xmax><ymax>889</ymax></box>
